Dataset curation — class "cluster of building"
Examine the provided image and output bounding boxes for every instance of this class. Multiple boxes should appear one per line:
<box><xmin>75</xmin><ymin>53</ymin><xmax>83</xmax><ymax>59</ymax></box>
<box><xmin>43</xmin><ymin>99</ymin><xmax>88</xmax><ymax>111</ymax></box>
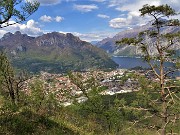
<box><xmin>99</xmin><ymin>70</ymin><xmax>140</xmax><ymax>95</ymax></box>
<box><xmin>23</xmin><ymin>68</ymin><xmax>170</xmax><ymax>106</ymax></box>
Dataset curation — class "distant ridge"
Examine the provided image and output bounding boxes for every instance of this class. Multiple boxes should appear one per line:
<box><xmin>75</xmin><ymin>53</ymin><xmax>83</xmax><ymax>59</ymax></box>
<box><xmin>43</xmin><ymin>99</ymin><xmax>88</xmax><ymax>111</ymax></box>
<box><xmin>0</xmin><ymin>31</ymin><xmax>118</xmax><ymax>73</ymax></box>
<box><xmin>97</xmin><ymin>23</ymin><xmax>180</xmax><ymax>56</ymax></box>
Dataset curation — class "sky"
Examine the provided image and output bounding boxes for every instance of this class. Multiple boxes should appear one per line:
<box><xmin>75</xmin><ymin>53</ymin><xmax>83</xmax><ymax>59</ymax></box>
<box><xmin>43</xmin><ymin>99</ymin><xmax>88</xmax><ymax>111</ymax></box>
<box><xmin>0</xmin><ymin>0</ymin><xmax>180</xmax><ymax>42</ymax></box>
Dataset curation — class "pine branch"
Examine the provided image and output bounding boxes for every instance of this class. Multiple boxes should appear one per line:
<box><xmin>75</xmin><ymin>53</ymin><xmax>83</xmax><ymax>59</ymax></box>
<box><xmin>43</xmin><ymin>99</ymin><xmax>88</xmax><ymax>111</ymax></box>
<box><xmin>143</xmin><ymin>46</ymin><xmax>160</xmax><ymax>79</ymax></box>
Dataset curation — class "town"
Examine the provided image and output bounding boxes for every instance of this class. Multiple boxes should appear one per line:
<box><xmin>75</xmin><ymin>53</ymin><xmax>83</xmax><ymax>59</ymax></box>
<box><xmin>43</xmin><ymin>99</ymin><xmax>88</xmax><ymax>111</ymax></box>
<box><xmin>23</xmin><ymin>68</ymin><xmax>178</xmax><ymax>106</ymax></box>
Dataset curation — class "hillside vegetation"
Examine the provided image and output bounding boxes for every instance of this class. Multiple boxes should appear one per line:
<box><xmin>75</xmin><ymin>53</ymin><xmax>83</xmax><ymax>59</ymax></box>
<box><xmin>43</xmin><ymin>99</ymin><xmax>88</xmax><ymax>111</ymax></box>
<box><xmin>0</xmin><ymin>32</ymin><xmax>117</xmax><ymax>73</ymax></box>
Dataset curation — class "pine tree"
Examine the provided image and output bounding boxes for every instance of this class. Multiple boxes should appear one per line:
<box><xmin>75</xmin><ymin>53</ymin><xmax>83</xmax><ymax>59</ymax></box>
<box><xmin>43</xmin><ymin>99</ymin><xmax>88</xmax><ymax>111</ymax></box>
<box><xmin>0</xmin><ymin>51</ymin><xmax>28</xmax><ymax>105</ymax></box>
<box><xmin>116</xmin><ymin>4</ymin><xmax>180</xmax><ymax>135</ymax></box>
<box><xmin>0</xmin><ymin>0</ymin><xmax>39</xmax><ymax>105</ymax></box>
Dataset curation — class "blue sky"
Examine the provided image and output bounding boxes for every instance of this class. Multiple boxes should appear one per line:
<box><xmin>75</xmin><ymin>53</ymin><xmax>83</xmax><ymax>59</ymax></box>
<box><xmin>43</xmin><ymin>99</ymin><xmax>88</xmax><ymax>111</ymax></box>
<box><xmin>0</xmin><ymin>0</ymin><xmax>179</xmax><ymax>42</ymax></box>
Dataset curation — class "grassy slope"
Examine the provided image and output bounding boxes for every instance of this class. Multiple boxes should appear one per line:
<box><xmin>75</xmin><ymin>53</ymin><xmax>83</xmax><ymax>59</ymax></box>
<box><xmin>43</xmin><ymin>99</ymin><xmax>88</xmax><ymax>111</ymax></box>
<box><xmin>1</xmin><ymin>88</ymin><xmax>179</xmax><ymax>135</ymax></box>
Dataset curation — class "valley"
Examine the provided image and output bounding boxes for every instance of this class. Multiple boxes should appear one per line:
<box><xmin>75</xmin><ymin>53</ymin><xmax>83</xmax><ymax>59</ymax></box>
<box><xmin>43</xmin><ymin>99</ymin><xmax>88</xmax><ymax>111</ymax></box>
<box><xmin>0</xmin><ymin>1</ymin><xmax>179</xmax><ymax>135</ymax></box>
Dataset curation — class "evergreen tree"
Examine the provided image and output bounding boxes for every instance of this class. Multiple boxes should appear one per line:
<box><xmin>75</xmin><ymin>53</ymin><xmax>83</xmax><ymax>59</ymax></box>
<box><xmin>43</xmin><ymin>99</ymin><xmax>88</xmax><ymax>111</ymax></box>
<box><xmin>116</xmin><ymin>4</ymin><xmax>180</xmax><ymax>135</ymax></box>
<box><xmin>0</xmin><ymin>51</ymin><xmax>28</xmax><ymax>105</ymax></box>
<box><xmin>0</xmin><ymin>0</ymin><xmax>39</xmax><ymax>104</ymax></box>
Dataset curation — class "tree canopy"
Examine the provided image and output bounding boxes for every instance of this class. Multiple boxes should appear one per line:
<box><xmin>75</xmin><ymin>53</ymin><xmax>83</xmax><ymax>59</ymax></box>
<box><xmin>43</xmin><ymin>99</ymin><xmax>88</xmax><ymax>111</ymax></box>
<box><xmin>116</xmin><ymin>4</ymin><xmax>180</xmax><ymax>135</ymax></box>
<box><xmin>0</xmin><ymin>0</ymin><xmax>39</xmax><ymax>28</ymax></box>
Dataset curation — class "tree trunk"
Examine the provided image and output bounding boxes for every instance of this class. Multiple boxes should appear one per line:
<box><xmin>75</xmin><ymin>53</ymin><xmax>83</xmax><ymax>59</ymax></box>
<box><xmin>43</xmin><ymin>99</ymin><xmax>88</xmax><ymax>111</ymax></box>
<box><xmin>161</xmin><ymin>101</ymin><xmax>167</xmax><ymax>135</ymax></box>
<box><xmin>160</xmin><ymin>58</ymin><xmax>167</xmax><ymax>135</ymax></box>
<box><xmin>9</xmin><ymin>88</ymin><xmax>16</xmax><ymax>105</ymax></box>
<box><xmin>9</xmin><ymin>77</ymin><xmax>16</xmax><ymax>105</ymax></box>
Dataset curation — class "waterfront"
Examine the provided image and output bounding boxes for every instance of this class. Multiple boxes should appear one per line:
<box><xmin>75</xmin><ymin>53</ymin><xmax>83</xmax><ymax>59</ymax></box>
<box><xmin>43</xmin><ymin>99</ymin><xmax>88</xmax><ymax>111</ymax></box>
<box><xmin>112</xmin><ymin>56</ymin><xmax>179</xmax><ymax>77</ymax></box>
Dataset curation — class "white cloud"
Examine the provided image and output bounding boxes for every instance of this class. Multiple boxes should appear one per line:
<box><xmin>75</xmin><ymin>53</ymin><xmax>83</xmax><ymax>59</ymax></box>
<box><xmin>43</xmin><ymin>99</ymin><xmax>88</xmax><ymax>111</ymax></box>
<box><xmin>107</xmin><ymin>0</ymin><xmax>167</xmax><ymax>10</ymax></box>
<box><xmin>73</xmin><ymin>32</ymin><xmax>117</xmax><ymax>42</ymax></box>
<box><xmin>161</xmin><ymin>0</ymin><xmax>180</xmax><ymax>12</ymax></box>
<box><xmin>27</xmin><ymin>0</ymin><xmax>77</xmax><ymax>6</ymax></box>
<box><xmin>115</xmin><ymin>0</ymin><xmax>160</xmax><ymax>12</ymax></box>
<box><xmin>1</xmin><ymin>20</ymin><xmax>116</xmax><ymax>42</ymax></box>
<box><xmin>110</xmin><ymin>0</ymin><xmax>180</xmax><ymax>13</ymax></box>
<box><xmin>110</xmin><ymin>0</ymin><xmax>179</xmax><ymax>15</ymax></box>
<box><xmin>40</xmin><ymin>15</ymin><xmax>53</xmax><ymax>22</ymax></box>
<box><xmin>108</xmin><ymin>0</ymin><xmax>128</xmax><ymax>7</ymax></box>
<box><xmin>97</xmin><ymin>14</ymin><xmax>110</xmax><ymax>19</ymax></box>
<box><xmin>128</xmin><ymin>11</ymin><xmax>140</xmax><ymax>17</ymax></box>
<box><xmin>108</xmin><ymin>0</ymin><xmax>180</xmax><ymax>28</ymax></box>
<box><xmin>59</xmin><ymin>31</ymin><xmax>116</xmax><ymax>42</ymax></box>
<box><xmin>55</xmin><ymin>16</ymin><xmax>64</xmax><ymax>22</ymax></box>
<box><xmin>0</xmin><ymin>30</ymin><xmax>7</xmax><ymax>37</ymax></box>
<box><xmin>27</xmin><ymin>0</ymin><xmax>61</xmax><ymax>6</ymax></box>
<box><xmin>0</xmin><ymin>20</ymin><xmax>43</xmax><ymax>37</ymax></box>
<box><xmin>74</xmin><ymin>4</ymin><xmax>98</xmax><ymax>12</ymax></box>
<box><xmin>91</xmin><ymin>0</ymin><xmax>106</xmax><ymax>2</ymax></box>
<box><xmin>109</xmin><ymin>10</ymin><xmax>144</xmax><ymax>29</ymax></box>
<box><xmin>109</xmin><ymin>18</ymin><xmax>127</xmax><ymax>29</ymax></box>
<box><xmin>40</xmin><ymin>15</ymin><xmax>64</xmax><ymax>22</ymax></box>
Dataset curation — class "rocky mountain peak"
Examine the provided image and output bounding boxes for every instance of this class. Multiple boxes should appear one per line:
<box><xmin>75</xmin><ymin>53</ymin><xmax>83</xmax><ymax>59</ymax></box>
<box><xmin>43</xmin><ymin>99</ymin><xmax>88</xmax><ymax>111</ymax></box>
<box><xmin>97</xmin><ymin>23</ymin><xmax>180</xmax><ymax>56</ymax></box>
<box><xmin>0</xmin><ymin>31</ymin><xmax>118</xmax><ymax>73</ymax></box>
<box><xmin>14</xmin><ymin>31</ymin><xmax>22</xmax><ymax>35</ymax></box>
<box><xmin>66</xmin><ymin>33</ymin><xmax>76</xmax><ymax>39</ymax></box>
<box><xmin>1</xmin><ymin>32</ymin><xmax>13</xmax><ymax>41</ymax></box>
<box><xmin>1</xmin><ymin>31</ymin><xmax>31</xmax><ymax>40</ymax></box>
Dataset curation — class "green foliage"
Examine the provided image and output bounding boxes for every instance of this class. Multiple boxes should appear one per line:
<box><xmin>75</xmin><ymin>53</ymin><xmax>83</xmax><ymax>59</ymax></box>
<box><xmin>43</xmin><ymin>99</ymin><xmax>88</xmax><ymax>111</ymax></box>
<box><xmin>0</xmin><ymin>0</ymin><xmax>40</xmax><ymax>27</ymax></box>
<box><xmin>10</xmin><ymin>44</ymin><xmax>117</xmax><ymax>73</ymax></box>
<box><xmin>116</xmin><ymin>4</ymin><xmax>179</xmax><ymax>67</ymax></box>
<box><xmin>116</xmin><ymin>6</ymin><xmax>179</xmax><ymax>134</ymax></box>
<box><xmin>29</xmin><ymin>79</ymin><xmax>45</xmax><ymax>110</ymax></box>
<box><xmin>1</xmin><ymin>2</ymin><xmax>179</xmax><ymax>134</ymax></box>
<box><xmin>0</xmin><ymin>51</ymin><xmax>16</xmax><ymax>104</ymax></box>
<box><xmin>0</xmin><ymin>109</ymin><xmax>76</xmax><ymax>135</ymax></box>
<box><xmin>139</xmin><ymin>4</ymin><xmax>176</xmax><ymax>17</ymax></box>
<box><xmin>28</xmin><ymin>79</ymin><xmax>59</xmax><ymax>116</ymax></box>
<box><xmin>0</xmin><ymin>51</ymin><xmax>30</xmax><ymax>106</ymax></box>
<box><xmin>116</xmin><ymin>37</ymin><xmax>141</xmax><ymax>46</ymax></box>
<box><xmin>175</xmin><ymin>62</ymin><xmax>180</xmax><ymax>69</ymax></box>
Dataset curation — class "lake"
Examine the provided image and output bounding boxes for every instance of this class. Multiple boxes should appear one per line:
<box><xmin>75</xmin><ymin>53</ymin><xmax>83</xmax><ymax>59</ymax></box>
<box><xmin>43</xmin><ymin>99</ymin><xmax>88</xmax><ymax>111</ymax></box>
<box><xmin>112</xmin><ymin>56</ymin><xmax>179</xmax><ymax>77</ymax></box>
<box><xmin>112</xmin><ymin>56</ymin><xmax>149</xmax><ymax>69</ymax></box>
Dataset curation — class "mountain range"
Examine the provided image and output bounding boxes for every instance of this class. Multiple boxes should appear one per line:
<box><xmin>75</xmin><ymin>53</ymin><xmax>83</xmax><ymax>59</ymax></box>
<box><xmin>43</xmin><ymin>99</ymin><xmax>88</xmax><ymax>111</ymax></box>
<box><xmin>97</xmin><ymin>23</ymin><xmax>180</xmax><ymax>56</ymax></box>
<box><xmin>0</xmin><ymin>31</ymin><xmax>118</xmax><ymax>73</ymax></box>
